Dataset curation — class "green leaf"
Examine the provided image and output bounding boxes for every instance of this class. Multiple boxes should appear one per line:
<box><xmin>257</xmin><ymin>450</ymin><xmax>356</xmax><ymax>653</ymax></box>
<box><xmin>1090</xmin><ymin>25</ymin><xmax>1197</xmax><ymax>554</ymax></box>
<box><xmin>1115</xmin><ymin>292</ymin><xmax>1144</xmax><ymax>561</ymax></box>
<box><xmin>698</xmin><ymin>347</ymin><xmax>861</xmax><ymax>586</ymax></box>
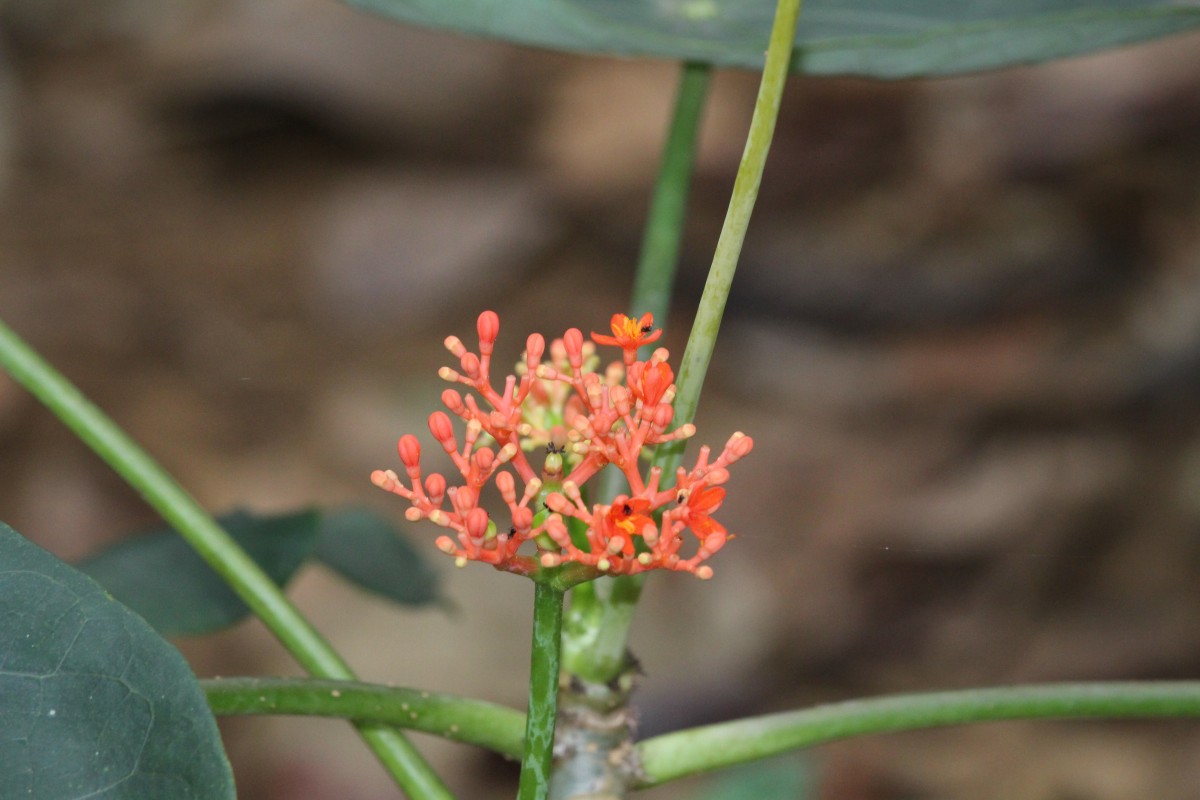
<box><xmin>0</xmin><ymin>522</ymin><xmax>235</xmax><ymax>800</ymax></box>
<box><xmin>342</xmin><ymin>0</ymin><xmax>1200</xmax><ymax>78</ymax></box>
<box><xmin>78</xmin><ymin>509</ymin><xmax>320</xmax><ymax>636</ymax></box>
<box><xmin>314</xmin><ymin>508</ymin><xmax>440</xmax><ymax>607</ymax></box>
<box><xmin>695</xmin><ymin>754</ymin><xmax>815</xmax><ymax>800</ymax></box>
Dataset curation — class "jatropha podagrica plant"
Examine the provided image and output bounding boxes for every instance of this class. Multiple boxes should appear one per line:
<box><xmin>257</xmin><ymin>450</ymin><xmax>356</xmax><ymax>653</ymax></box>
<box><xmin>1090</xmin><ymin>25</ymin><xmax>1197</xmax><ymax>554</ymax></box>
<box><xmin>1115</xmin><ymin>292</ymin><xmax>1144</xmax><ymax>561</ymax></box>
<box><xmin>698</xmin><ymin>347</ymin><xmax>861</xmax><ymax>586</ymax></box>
<box><xmin>371</xmin><ymin>311</ymin><xmax>753</xmax><ymax>580</ymax></box>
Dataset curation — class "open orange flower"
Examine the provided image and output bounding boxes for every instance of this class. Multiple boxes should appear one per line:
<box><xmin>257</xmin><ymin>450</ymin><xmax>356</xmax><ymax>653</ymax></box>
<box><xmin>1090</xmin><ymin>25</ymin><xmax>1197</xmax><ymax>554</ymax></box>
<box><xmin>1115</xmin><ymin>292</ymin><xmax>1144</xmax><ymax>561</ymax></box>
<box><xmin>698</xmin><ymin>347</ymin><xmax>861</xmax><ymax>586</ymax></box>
<box><xmin>591</xmin><ymin>312</ymin><xmax>662</xmax><ymax>351</ymax></box>
<box><xmin>597</xmin><ymin>497</ymin><xmax>655</xmax><ymax>556</ymax></box>
<box><xmin>682</xmin><ymin>485</ymin><xmax>727</xmax><ymax>540</ymax></box>
<box><xmin>630</xmin><ymin>360</ymin><xmax>674</xmax><ymax>406</ymax></box>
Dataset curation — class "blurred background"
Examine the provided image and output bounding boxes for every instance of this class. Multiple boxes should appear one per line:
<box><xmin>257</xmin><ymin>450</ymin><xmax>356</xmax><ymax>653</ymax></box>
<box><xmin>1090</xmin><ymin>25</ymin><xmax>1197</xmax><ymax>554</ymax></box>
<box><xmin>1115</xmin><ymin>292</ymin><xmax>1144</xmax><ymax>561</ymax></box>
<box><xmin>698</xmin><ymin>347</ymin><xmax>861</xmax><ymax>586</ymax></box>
<box><xmin>3</xmin><ymin>0</ymin><xmax>1200</xmax><ymax>797</ymax></box>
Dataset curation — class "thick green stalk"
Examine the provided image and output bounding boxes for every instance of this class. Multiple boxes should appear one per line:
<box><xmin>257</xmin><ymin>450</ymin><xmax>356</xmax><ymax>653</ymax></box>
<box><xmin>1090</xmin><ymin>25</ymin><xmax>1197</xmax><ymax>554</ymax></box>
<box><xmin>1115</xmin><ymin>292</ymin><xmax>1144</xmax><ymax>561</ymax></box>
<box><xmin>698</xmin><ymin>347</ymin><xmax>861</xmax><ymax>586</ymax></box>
<box><xmin>560</xmin><ymin>575</ymin><xmax>644</xmax><ymax>683</ymax></box>
<box><xmin>564</xmin><ymin>62</ymin><xmax>713</xmax><ymax>686</ymax></box>
<box><xmin>669</xmin><ymin>0</ymin><xmax>802</xmax><ymax>458</ymax></box>
<box><xmin>0</xmin><ymin>318</ymin><xmax>452</xmax><ymax>800</ymax></box>
<box><xmin>637</xmin><ymin>682</ymin><xmax>1200</xmax><ymax>786</ymax></box>
<box><xmin>566</xmin><ymin>0</ymin><xmax>803</xmax><ymax>688</ymax></box>
<box><xmin>631</xmin><ymin>60</ymin><xmax>713</xmax><ymax>328</ymax></box>
<box><xmin>203</xmin><ymin>677</ymin><xmax>525</xmax><ymax>760</ymax></box>
<box><xmin>518</xmin><ymin>582</ymin><xmax>566</xmax><ymax>800</ymax></box>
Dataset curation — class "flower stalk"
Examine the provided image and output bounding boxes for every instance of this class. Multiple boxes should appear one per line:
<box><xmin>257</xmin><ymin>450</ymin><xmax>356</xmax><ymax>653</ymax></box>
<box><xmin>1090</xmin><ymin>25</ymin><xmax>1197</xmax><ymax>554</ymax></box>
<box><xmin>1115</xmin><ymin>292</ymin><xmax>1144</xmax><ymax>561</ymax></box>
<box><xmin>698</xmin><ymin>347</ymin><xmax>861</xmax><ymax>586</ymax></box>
<box><xmin>631</xmin><ymin>60</ymin><xmax>713</xmax><ymax>328</ymax></box>
<box><xmin>667</xmin><ymin>0</ymin><xmax>803</xmax><ymax>470</ymax></box>
<box><xmin>563</xmin><ymin>0</ymin><xmax>805</xmax><ymax>691</ymax></box>
<box><xmin>517</xmin><ymin>582</ymin><xmax>567</xmax><ymax>800</ymax></box>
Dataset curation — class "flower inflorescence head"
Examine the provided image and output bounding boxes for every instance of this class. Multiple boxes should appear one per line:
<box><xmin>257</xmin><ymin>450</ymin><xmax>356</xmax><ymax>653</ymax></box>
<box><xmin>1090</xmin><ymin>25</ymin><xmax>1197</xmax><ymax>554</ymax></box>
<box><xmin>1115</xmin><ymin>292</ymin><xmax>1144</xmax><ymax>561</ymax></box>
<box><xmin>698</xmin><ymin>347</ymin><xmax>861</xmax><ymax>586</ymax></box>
<box><xmin>371</xmin><ymin>311</ymin><xmax>752</xmax><ymax>581</ymax></box>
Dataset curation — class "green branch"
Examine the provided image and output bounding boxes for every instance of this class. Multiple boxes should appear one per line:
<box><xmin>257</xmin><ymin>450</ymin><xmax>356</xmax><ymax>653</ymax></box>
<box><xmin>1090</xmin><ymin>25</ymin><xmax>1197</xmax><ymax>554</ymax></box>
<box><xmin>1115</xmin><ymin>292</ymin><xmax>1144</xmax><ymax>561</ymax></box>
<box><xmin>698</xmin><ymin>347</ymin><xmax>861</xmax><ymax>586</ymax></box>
<box><xmin>203</xmin><ymin>677</ymin><xmax>525</xmax><ymax>760</ymax></box>
<box><xmin>565</xmin><ymin>60</ymin><xmax>712</xmax><ymax>687</ymax></box>
<box><xmin>637</xmin><ymin>681</ymin><xmax>1200</xmax><ymax>786</ymax></box>
<box><xmin>0</xmin><ymin>317</ymin><xmax>453</xmax><ymax>799</ymax></box>
<box><xmin>631</xmin><ymin>60</ymin><xmax>713</xmax><ymax>328</ymax></box>
<box><xmin>669</xmin><ymin>0</ymin><xmax>802</xmax><ymax>450</ymax></box>
<box><xmin>518</xmin><ymin>582</ymin><xmax>566</xmax><ymax>800</ymax></box>
<box><xmin>567</xmin><ymin>0</ymin><xmax>804</xmax><ymax>689</ymax></box>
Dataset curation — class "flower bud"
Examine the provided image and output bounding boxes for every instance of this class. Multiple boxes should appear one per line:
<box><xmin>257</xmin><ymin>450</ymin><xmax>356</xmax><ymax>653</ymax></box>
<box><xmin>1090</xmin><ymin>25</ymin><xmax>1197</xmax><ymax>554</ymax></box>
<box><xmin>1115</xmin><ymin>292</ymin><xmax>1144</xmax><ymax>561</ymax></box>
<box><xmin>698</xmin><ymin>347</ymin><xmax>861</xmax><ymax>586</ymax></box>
<box><xmin>511</xmin><ymin>506</ymin><xmax>533</xmax><ymax>531</ymax></box>
<box><xmin>477</xmin><ymin>310</ymin><xmax>500</xmax><ymax>352</ymax></box>
<box><xmin>543</xmin><ymin>451</ymin><xmax>563</xmax><ymax>481</ymax></box>
<box><xmin>653</xmin><ymin>403</ymin><xmax>674</xmax><ymax>429</ymax></box>
<box><xmin>544</xmin><ymin>493</ymin><xmax>571</xmax><ymax>514</ymax></box>
<box><xmin>473</xmin><ymin>447</ymin><xmax>495</xmax><ymax>473</ymax></box>
<box><xmin>466</xmin><ymin>507</ymin><xmax>490</xmax><ymax>541</ymax></box>
<box><xmin>452</xmin><ymin>486</ymin><xmax>478</xmax><ymax>512</ymax></box>
<box><xmin>495</xmin><ymin>470</ymin><xmax>516</xmax><ymax>501</ymax></box>
<box><xmin>526</xmin><ymin>333</ymin><xmax>545</xmax><ymax>364</ymax></box>
<box><xmin>705</xmin><ymin>468</ymin><xmax>730</xmax><ymax>485</ymax></box>
<box><xmin>441</xmin><ymin>389</ymin><xmax>465</xmax><ymax>414</ymax></box>
<box><xmin>428</xmin><ymin>412</ymin><xmax>455</xmax><ymax>449</ymax></box>
<box><xmin>725</xmin><ymin>432</ymin><xmax>755</xmax><ymax>460</ymax></box>
<box><xmin>459</xmin><ymin>352</ymin><xmax>481</xmax><ymax>380</ymax></box>
<box><xmin>425</xmin><ymin>473</ymin><xmax>446</xmax><ymax>501</ymax></box>
<box><xmin>563</xmin><ymin>328</ymin><xmax>584</xmax><ymax>368</ymax></box>
<box><xmin>397</xmin><ymin>435</ymin><xmax>421</xmax><ymax>468</ymax></box>
<box><xmin>544</xmin><ymin>515</ymin><xmax>571</xmax><ymax>546</ymax></box>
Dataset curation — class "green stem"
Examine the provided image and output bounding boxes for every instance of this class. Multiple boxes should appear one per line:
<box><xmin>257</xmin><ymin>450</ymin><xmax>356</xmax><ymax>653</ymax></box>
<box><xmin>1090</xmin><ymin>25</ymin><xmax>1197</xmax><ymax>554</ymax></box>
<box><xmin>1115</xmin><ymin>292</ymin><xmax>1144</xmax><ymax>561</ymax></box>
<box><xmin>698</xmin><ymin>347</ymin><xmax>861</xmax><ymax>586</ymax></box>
<box><xmin>631</xmin><ymin>60</ymin><xmax>713</xmax><ymax>328</ymax></box>
<box><xmin>560</xmin><ymin>576</ymin><xmax>643</xmax><ymax>684</ymax></box>
<box><xmin>203</xmin><ymin>677</ymin><xmax>525</xmax><ymax>760</ymax></box>
<box><xmin>0</xmin><ymin>317</ymin><xmax>452</xmax><ymax>800</ymax></box>
<box><xmin>518</xmin><ymin>582</ymin><xmax>566</xmax><ymax>800</ymax></box>
<box><xmin>564</xmin><ymin>62</ymin><xmax>713</xmax><ymax>687</ymax></box>
<box><xmin>567</xmin><ymin>0</ymin><xmax>803</xmax><ymax>688</ymax></box>
<box><xmin>636</xmin><ymin>681</ymin><xmax>1200</xmax><ymax>787</ymax></box>
<box><xmin>669</xmin><ymin>0</ymin><xmax>802</xmax><ymax>457</ymax></box>
<box><xmin>594</xmin><ymin>61</ymin><xmax>711</xmax><ymax>513</ymax></box>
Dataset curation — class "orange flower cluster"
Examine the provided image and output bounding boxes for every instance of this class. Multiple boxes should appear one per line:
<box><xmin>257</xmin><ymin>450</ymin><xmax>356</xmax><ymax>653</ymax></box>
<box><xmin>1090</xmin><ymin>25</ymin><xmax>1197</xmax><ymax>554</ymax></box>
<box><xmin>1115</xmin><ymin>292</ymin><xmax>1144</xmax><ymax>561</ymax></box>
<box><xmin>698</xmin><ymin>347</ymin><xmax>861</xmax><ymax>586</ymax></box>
<box><xmin>371</xmin><ymin>311</ymin><xmax>752</xmax><ymax>580</ymax></box>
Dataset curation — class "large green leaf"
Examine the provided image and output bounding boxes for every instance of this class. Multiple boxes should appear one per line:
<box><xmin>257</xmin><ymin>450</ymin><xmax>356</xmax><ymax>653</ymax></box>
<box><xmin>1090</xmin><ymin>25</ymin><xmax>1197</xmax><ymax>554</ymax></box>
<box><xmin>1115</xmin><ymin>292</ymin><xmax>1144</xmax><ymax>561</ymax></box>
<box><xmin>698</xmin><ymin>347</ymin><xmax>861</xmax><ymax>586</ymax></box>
<box><xmin>343</xmin><ymin>1</ymin><xmax>1200</xmax><ymax>77</ymax></box>
<box><xmin>314</xmin><ymin>508</ymin><xmax>441</xmax><ymax>607</ymax></box>
<box><xmin>0</xmin><ymin>522</ymin><xmax>235</xmax><ymax>800</ymax></box>
<box><xmin>78</xmin><ymin>509</ymin><xmax>320</xmax><ymax>636</ymax></box>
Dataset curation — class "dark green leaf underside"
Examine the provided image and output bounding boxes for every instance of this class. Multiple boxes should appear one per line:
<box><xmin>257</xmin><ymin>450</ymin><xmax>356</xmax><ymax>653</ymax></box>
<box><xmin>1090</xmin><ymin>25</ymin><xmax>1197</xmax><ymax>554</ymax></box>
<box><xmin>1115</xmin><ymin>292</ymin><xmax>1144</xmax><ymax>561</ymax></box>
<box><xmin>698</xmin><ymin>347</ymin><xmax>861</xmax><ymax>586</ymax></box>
<box><xmin>78</xmin><ymin>509</ymin><xmax>320</xmax><ymax>637</ymax></box>
<box><xmin>77</xmin><ymin>507</ymin><xmax>438</xmax><ymax>637</ymax></box>
<box><xmin>314</xmin><ymin>508</ymin><xmax>441</xmax><ymax>607</ymax></box>
<box><xmin>0</xmin><ymin>522</ymin><xmax>234</xmax><ymax>800</ymax></box>
<box><xmin>343</xmin><ymin>0</ymin><xmax>1200</xmax><ymax>77</ymax></box>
